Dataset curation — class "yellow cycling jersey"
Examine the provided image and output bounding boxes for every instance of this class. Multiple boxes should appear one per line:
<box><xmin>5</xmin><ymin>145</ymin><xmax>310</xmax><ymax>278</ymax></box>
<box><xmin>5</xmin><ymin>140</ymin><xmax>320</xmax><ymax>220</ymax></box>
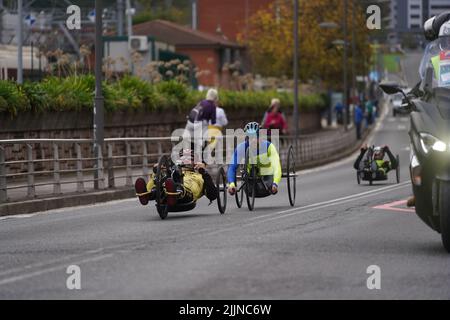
<box><xmin>147</xmin><ymin>170</ymin><xmax>205</xmax><ymax>201</ymax></box>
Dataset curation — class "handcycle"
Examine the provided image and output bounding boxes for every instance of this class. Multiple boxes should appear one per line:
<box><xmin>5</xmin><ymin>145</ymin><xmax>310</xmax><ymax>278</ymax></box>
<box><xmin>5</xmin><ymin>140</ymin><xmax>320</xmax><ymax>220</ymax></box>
<box><xmin>356</xmin><ymin>146</ymin><xmax>400</xmax><ymax>186</ymax></box>
<box><xmin>152</xmin><ymin>155</ymin><xmax>227</xmax><ymax>220</ymax></box>
<box><xmin>229</xmin><ymin>145</ymin><xmax>297</xmax><ymax>211</ymax></box>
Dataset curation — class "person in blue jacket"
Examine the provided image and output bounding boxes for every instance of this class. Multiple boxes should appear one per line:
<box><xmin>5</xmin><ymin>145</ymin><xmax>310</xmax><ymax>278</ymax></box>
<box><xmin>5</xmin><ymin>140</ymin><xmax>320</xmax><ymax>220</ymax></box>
<box><xmin>227</xmin><ymin>122</ymin><xmax>282</xmax><ymax>198</ymax></box>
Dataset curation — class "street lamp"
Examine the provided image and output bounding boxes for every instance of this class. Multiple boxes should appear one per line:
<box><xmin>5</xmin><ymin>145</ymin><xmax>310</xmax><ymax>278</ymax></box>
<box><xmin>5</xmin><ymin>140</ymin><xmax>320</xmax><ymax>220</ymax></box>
<box><xmin>17</xmin><ymin>0</ymin><xmax>23</xmax><ymax>84</ymax></box>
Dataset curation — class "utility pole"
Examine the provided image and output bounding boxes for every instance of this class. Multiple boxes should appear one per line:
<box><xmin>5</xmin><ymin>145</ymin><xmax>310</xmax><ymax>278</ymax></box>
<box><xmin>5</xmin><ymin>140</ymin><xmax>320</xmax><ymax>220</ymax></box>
<box><xmin>126</xmin><ymin>0</ymin><xmax>133</xmax><ymax>37</ymax></box>
<box><xmin>343</xmin><ymin>0</ymin><xmax>348</xmax><ymax>131</ymax></box>
<box><xmin>351</xmin><ymin>0</ymin><xmax>357</xmax><ymax>113</ymax></box>
<box><xmin>293</xmin><ymin>0</ymin><xmax>299</xmax><ymax>139</ymax></box>
<box><xmin>117</xmin><ymin>0</ymin><xmax>124</xmax><ymax>36</ymax></box>
<box><xmin>94</xmin><ymin>0</ymin><xmax>105</xmax><ymax>189</ymax></box>
<box><xmin>17</xmin><ymin>0</ymin><xmax>23</xmax><ymax>84</ymax></box>
<box><xmin>191</xmin><ymin>0</ymin><xmax>197</xmax><ymax>30</ymax></box>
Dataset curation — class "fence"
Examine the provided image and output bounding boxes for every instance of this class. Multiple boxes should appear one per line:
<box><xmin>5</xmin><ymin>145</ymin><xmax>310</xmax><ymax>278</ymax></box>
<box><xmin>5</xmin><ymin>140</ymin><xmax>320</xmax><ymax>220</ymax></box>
<box><xmin>0</xmin><ymin>127</ymin><xmax>357</xmax><ymax>203</ymax></box>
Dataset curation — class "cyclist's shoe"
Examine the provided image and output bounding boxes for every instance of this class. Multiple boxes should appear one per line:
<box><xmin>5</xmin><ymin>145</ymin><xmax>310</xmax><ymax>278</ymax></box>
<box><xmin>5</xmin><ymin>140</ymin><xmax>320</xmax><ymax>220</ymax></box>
<box><xmin>135</xmin><ymin>178</ymin><xmax>149</xmax><ymax>206</ymax></box>
<box><xmin>165</xmin><ymin>178</ymin><xmax>177</xmax><ymax>207</ymax></box>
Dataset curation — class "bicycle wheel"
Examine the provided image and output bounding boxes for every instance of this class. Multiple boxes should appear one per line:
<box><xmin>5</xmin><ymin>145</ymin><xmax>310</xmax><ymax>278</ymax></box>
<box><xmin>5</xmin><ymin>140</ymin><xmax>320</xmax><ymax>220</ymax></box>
<box><xmin>286</xmin><ymin>145</ymin><xmax>296</xmax><ymax>207</ymax></box>
<box><xmin>235</xmin><ymin>164</ymin><xmax>245</xmax><ymax>208</ymax></box>
<box><xmin>216</xmin><ymin>166</ymin><xmax>227</xmax><ymax>214</ymax></box>
<box><xmin>156</xmin><ymin>155</ymin><xmax>171</xmax><ymax>220</ymax></box>
<box><xmin>396</xmin><ymin>155</ymin><xmax>400</xmax><ymax>184</ymax></box>
<box><xmin>245</xmin><ymin>149</ymin><xmax>256</xmax><ymax>211</ymax></box>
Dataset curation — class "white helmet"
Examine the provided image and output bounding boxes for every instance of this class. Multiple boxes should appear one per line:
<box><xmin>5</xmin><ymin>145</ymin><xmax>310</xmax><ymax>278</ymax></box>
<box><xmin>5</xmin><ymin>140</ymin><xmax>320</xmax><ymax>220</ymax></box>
<box><xmin>424</xmin><ymin>11</ymin><xmax>450</xmax><ymax>40</ymax></box>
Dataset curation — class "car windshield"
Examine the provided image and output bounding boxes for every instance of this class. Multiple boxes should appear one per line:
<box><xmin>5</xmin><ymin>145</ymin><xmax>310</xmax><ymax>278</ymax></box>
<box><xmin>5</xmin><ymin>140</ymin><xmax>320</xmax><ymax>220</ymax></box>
<box><xmin>419</xmin><ymin>37</ymin><xmax>450</xmax><ymax>88</ymax></box>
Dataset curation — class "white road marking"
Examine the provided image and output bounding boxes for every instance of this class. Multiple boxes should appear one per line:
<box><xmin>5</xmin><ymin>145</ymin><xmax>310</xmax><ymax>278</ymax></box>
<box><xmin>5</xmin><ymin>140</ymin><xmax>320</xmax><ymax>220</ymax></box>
<box><xmin>0</xmin><ymin>198</ymin><xmax>136</xmax><ymax>222</ymax></box>
<box><xmin>200</xmin><ymin>183</ymin><xmax>410</xmax><ymax>236</ymax></box>
<box><xmin>0</xmin><ymin>254</ymin><xmax>113</xmax><ymax>287</ymax></box>
<box><xmin>0</xmin><ymin>248</ymin><xmax>105</xmax><ymax>278</ymax></box>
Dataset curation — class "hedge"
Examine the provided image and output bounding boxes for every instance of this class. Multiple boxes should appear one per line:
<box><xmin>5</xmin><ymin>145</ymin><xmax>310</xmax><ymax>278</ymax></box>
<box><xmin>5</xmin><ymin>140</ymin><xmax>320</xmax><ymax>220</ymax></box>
<box><xmin>0</xmin><ymin>75</ymin><xmax>327</xmax><ymax>118</ymax></box>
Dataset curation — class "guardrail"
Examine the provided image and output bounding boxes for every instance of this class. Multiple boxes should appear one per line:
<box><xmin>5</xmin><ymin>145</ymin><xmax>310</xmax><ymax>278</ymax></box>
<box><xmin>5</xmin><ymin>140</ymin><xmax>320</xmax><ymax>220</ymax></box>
<box><xmin>0</xmin><ymin>127</ymin><xmax>357</xmax><ymax>203</ymax></box>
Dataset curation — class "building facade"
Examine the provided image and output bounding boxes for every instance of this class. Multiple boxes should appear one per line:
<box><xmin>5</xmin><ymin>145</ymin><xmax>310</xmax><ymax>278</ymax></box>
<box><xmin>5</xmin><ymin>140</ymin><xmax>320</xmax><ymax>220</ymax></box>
<box><xmin>386</xmin><ymin>0</ymin><xmax>450</xmax><ymax>45</ymax></box>
<box><xmin>195</xmin><ymin>0</ymin><xmax>274</xmax><ymax>42</ymax></box>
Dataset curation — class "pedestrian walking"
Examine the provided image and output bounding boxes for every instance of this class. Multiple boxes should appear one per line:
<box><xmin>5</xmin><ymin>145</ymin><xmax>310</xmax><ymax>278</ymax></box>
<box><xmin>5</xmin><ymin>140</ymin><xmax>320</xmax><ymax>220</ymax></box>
<box><xmin>354</xmin><ymin>103</ymin><xmax>364</xmax><ymax>140</ymax></box>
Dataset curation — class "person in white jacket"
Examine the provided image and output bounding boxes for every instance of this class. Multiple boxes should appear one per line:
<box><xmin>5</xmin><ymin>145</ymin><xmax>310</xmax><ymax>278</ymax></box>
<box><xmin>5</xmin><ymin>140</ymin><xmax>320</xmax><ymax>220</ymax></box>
<box><xmin>207</xmin><ymin>104</ymin><xmax>228</xmax><ymax>149</ymax></box>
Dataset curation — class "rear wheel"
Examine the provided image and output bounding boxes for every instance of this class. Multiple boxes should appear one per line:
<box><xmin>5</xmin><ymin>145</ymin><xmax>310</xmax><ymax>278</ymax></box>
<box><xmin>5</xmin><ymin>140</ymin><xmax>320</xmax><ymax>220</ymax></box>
<box><xmin>216</xmin><ymin>167</ymin><xmax>227</xmax><ymax>214</ymax></box>
<box><xmin>235</xmin><ymin>164</ymin><xmax>244</xmax><ymax>208</ymax></box>
<box><xmin>439</xmin><ymin>181</ymin><xmax>450</xmax><ymax>253</ymax></box>
<box><xmin>156</xmin><ymin>155</ymin><xmax>171</xmax><ymax>220</ymax></box>
<box><xmin>286</xmin><ymin>146</ymin><xmax>296</xmax><ymax>206</ymax></box>
<box><xmin>245</xmin><ymin>149</ymin><xmax>256</xmax><ymax>211</ymax></box>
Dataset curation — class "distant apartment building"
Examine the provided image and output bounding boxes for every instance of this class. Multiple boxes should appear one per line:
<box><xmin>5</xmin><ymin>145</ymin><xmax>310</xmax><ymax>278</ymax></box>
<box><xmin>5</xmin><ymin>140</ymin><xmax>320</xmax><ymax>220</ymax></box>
<box><xmin>385</xmin><ymin>0</ymin><xmax>450</xmax><ymax>45</ymax></box>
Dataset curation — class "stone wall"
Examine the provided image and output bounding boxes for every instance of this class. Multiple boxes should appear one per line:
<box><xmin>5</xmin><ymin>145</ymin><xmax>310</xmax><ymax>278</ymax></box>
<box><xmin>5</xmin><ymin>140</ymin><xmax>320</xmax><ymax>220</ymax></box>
<box><xmin>0</xmin><ymin>108</ymin><xmax>321</xmax><ymax>140</ymax></box>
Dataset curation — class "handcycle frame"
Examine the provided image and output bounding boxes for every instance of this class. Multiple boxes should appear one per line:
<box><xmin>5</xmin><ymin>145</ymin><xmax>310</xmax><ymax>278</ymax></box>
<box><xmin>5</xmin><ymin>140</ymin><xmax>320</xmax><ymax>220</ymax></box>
<box><xmin>356</xmin><ymin>146</ymin><xmax>400</xmax><ymax>186</ymax></box>
<box><xmin>232</xmin><ymin>145</ymin><xmax>297</xmax><ymax>211</ymax></box>
<box><xmin>153</xmin><ymin>155</ymin><xmax>227</xmax><ymax>220</ymax></box>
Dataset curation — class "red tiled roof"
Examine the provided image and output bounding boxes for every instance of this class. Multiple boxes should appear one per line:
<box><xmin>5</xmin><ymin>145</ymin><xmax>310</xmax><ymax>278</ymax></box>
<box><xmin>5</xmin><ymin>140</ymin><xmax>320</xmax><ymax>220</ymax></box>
<box><xmin>132</xmin><ymin>20</ymin><xmax>243</xmax><ymax>48</ymax></box>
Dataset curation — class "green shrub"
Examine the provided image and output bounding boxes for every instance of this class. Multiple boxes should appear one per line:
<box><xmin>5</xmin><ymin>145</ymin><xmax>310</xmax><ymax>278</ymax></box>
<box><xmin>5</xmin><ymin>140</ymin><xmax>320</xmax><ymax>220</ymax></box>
<box><xmin>0</xmin><ymin>76</ymin><xmax>327</xmax><ymax>117</ymax></box>
<box><xmin>0</xmin><ymin>80</ymin><xmax>30</xmax><ymax>116</ymax></box>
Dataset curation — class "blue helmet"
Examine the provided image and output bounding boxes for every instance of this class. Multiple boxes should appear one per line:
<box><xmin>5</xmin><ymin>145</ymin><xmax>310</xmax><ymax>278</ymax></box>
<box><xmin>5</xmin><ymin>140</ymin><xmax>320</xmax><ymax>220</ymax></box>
<box><xmin>244</xmin><ymin>122</ymin><xmax>260</xmax><ymax>136</ymax></box>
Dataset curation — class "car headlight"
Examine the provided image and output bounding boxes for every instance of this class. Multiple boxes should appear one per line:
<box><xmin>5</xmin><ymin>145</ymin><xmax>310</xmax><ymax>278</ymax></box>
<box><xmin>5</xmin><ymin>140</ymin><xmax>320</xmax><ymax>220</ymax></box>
<box><xmin>420</xmin><ymin>133</ymin><xmax>447</xmax><ymax>154</ymax></box>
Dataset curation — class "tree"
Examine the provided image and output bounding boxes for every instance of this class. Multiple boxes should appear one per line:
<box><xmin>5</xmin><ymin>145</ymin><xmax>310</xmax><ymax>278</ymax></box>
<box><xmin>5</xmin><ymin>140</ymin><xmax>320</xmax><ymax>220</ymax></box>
<box><xmin>239</xmin><ymin>0</ymin><xmax>372</xmax><ymax>89</ymax></box>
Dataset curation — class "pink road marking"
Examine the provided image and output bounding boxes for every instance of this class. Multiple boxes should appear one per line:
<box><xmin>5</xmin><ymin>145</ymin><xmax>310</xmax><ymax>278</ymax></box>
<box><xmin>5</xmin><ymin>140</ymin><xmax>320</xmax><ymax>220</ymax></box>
<box><xmin>373</xmin><ymin>200</ymin><xmax>415</xmax><ymax>213</ymax></box>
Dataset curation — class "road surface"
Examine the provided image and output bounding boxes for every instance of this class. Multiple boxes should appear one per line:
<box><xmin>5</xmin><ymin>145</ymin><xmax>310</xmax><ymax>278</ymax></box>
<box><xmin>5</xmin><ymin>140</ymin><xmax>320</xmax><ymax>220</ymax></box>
<box><xmin>1</xmin><ymin>53</ymin><xmax>449</xmax><ymax>300</ymax></box>
<box><xmin>0</xmin><ymin>106</ymin><xmax>449</xmax><ymax>300</ymax></box>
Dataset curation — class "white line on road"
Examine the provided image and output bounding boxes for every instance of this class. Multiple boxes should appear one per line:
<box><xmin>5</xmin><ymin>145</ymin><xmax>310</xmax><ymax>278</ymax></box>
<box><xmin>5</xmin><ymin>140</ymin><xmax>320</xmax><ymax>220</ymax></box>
<box><xmin>191</xmin><ymin>182</ymin><xmax>410</xmax><ymax>238</ymax></box>
<box><xmin>248</xmin><ymin>181</ymin><xmax>410</xmax><ymax>222</ymax></box>
<box><xmin>0</xmin><ymin>254</ymin><xmax>113</xmax><ymax>287</ymax></box>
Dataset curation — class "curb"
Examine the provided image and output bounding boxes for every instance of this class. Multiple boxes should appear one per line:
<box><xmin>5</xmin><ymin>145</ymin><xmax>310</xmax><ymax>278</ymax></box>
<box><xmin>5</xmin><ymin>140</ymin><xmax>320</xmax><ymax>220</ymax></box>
<box><xmin>0</xmin><ymin>188</ymin><xmax>134</xmax><ymax>217</ymax></box>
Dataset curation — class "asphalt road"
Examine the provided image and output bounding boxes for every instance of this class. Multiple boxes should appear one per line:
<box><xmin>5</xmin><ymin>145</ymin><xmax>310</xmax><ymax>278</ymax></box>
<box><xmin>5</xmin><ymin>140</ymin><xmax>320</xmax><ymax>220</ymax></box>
<box><xmin>0</xmin><ymin>105</ymin><xmax>449</xmax><ymax>300</ymax></box>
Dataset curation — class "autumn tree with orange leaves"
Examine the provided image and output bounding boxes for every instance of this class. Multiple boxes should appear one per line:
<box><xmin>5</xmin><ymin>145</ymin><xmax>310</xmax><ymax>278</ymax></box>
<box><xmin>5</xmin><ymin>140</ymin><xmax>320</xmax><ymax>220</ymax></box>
<box><xmin>238</xmin><ymin>0</ymin><xmax>372</xmax><ymax>89</ymax></box>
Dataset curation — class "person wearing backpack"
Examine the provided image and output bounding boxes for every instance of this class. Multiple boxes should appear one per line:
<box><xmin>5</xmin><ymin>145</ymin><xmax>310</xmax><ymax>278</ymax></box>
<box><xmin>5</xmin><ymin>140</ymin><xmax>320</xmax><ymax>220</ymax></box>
<box><xmin>184</xmin><ymin>89</ymin><xmax>218</xmax><ymax>151</ymax></box>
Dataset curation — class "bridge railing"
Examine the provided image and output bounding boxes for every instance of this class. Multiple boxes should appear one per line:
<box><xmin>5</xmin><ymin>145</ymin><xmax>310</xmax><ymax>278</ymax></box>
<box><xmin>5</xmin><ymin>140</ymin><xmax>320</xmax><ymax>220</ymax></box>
<box><xmin>0</xmin><ymin>127</ymin><xmax>357</xmax><ymax>203</ymax></box>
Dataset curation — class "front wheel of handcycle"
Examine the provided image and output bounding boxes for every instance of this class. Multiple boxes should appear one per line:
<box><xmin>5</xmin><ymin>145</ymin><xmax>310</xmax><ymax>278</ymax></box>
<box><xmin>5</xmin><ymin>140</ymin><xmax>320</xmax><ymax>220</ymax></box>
<box><xmin>156</xmin><ymin>155</ymin><xmax>171</xmax><ymax>220</ymax></box>
<box><xmin>286</xmin><ymin>146</ymin><xmax>296</xmax><ymax>207</ymax></box>
<box><xmin>235</xmin><ymin>164</ymin><xmax>245</xmax><ymax>208</ymax></box>
<box><xmin>216</xmin><ymin>166</ymin><xmax>227</xmax><ymax>214</ymax></box>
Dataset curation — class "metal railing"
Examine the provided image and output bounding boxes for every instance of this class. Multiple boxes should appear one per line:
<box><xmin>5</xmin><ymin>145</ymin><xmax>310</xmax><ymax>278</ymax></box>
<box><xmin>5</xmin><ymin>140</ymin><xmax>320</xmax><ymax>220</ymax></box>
<box><xmin>0</xmin><ymin>127</ymin><xmax>357</xmax><ymax>203</ymax></box>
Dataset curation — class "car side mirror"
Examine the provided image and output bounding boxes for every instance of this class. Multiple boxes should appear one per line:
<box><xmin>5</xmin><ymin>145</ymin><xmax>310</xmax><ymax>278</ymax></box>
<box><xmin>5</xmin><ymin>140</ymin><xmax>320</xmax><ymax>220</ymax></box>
<box><xmin>379</xmin><ymin>82</ymin><xmax>414</xmax><ymax>109</ymax></box>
